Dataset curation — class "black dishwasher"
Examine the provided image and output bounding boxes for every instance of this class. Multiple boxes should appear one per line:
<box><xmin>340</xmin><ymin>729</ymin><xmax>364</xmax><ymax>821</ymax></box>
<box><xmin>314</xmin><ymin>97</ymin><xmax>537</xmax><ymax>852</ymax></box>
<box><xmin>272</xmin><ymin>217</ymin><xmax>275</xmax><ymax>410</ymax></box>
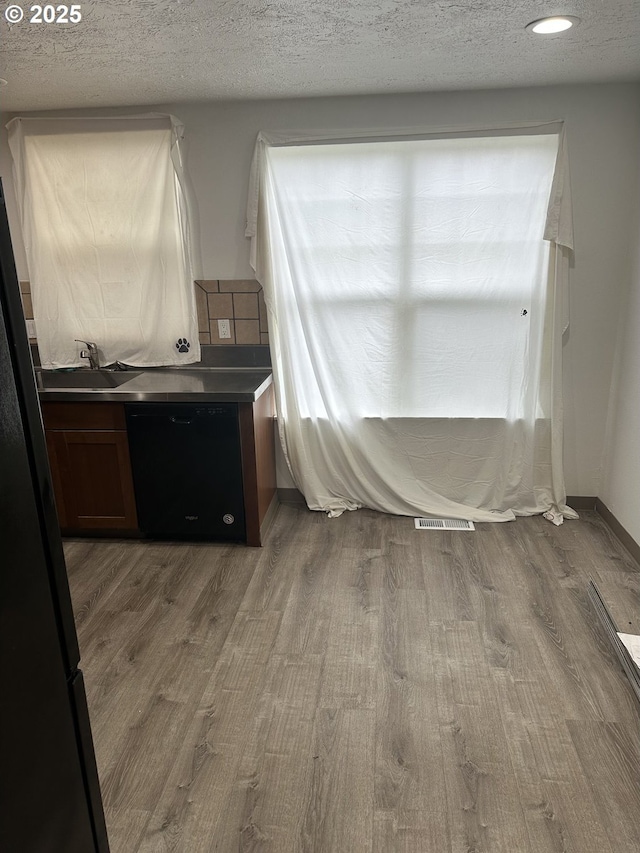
<box><xmin>126</xmin><ymin>403</ymin><xmax>245</xmax><ymax>540</ymax></box>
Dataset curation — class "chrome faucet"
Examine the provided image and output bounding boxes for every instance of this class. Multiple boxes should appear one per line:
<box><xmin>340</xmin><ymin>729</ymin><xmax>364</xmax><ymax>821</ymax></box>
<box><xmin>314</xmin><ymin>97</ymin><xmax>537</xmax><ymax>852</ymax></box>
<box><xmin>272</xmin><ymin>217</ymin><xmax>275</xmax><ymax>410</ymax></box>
<box><xmin>75</xmin><ymin>339</ymin><xmax>100</xmax><ymax>370</ymax></box>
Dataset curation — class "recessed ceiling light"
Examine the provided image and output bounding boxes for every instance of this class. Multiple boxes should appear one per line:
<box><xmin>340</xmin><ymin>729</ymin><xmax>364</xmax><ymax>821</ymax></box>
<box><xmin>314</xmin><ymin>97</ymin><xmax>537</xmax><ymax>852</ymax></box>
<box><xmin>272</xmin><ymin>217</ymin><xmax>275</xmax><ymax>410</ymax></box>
<box><xmin>526</xmin><ymin>16</ymin><xmax>580</xmax><ymax>34</ymax></box>
<box><xmin>0</xmin><ymin>78</ymin><xmax>8</xmax><ymax>87</ymax></box>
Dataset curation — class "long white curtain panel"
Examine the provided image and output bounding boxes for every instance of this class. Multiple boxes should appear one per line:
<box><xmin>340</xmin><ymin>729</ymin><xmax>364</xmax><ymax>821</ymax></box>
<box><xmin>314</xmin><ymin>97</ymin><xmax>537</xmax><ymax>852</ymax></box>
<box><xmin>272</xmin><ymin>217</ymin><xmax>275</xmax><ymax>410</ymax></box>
<box><xmin>248</xmin><ymin>124</ymin><xmax>577</xmax><ymax>523</ymax></box>
<box><xmin>8</xmin><ymin>115</ymin><xmax>200</xmax><ymax>368</ymax></box>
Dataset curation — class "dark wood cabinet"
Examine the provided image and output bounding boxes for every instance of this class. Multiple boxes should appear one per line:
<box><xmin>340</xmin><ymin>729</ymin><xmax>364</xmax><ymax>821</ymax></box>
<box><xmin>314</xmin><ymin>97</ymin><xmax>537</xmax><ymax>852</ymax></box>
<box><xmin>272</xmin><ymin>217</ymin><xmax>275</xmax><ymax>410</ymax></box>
<box><xmin>40</xmin><ymin>386</ymin><xmax>277</xmax><ymax>544</ymax></box>
<box><xmin>42</xmin><ymin>402</ymin><xmax>138</xmax><ymax>532</ymax></box>
<box><xmin>239</xmin><ymin>384</ymin><xmax>278</xmax><ymax>546</ymax></box>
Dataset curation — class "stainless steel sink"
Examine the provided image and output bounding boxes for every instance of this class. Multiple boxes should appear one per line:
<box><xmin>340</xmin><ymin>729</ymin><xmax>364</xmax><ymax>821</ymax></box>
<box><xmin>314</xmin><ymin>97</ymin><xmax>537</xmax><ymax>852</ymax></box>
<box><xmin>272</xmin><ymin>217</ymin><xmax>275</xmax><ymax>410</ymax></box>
<box><xmin>36</xmin><ymin>369</ymin><xmax>143</xmax><ymax>389</ymax></box>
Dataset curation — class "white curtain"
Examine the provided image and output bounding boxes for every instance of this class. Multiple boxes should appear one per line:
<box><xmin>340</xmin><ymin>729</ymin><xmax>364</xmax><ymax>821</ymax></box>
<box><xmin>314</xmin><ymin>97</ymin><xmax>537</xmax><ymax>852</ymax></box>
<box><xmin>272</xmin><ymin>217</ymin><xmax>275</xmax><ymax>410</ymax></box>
<box><xmin>248</xmin><ymin>124</ymin><xmax>577</xmax><ymax>523</ymax></box>
<box><xmin>7</xmin><ymin>114</ymin><xmax>200</xmax><ymax>368</ymax></box>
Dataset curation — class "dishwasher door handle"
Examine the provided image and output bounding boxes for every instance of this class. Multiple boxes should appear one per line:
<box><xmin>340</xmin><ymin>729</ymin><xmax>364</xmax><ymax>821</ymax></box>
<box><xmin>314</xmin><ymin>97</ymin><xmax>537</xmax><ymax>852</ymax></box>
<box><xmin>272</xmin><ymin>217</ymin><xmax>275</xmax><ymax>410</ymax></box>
<box><xmin>127</xmin><ymin>412</ymin><xmax>194</xmax><ymax>424</ymax></box>
<box><xmin>128</xmin><ymin>413</ymin><xmax>195</xmax><ymax>424</ymax></box>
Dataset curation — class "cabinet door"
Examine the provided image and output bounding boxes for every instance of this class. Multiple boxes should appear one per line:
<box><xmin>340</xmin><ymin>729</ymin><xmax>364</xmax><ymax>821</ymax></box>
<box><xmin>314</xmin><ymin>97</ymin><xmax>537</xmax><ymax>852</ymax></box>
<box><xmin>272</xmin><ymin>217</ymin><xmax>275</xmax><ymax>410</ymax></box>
<box><xmin>46</xmin><ymin>430</ymin><xmax>138</xmax><ymax>530</ymax></box>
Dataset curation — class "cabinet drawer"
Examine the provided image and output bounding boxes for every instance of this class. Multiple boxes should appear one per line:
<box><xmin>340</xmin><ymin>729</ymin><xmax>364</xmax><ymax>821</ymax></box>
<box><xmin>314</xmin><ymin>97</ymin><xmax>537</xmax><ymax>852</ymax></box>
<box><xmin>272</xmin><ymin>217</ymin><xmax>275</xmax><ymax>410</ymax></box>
<box><xmin>41</xmin><ymin>402</ymin><xmax>126</xmax><ymax>431</ymax></box>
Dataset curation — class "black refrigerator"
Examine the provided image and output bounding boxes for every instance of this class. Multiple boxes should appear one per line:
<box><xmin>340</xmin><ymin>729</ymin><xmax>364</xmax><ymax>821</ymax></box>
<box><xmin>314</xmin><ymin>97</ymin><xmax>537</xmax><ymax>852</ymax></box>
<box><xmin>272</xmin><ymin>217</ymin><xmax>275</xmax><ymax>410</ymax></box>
<box><xmin>0</xmin><ymin>180</ymin><xmax>109</xmax><ymax>851</ymax></box>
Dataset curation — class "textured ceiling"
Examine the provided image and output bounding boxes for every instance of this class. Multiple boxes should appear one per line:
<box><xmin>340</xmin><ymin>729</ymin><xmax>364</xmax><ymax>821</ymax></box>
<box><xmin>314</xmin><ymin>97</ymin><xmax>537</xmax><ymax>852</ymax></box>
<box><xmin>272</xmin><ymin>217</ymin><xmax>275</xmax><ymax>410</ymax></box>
<box><xmin>1</xmin><ymin>0</ymin><xmax>639</xmax><ymax>111</ymax></box>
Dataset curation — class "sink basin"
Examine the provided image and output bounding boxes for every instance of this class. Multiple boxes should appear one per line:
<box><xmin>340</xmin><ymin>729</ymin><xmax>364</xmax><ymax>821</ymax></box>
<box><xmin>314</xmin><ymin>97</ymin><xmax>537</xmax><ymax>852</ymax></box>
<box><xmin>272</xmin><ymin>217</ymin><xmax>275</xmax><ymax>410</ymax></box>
<box><xmin>37</xmin><ymin>370</ymin><xmax>143</xmax><ymax>389</ymax></box>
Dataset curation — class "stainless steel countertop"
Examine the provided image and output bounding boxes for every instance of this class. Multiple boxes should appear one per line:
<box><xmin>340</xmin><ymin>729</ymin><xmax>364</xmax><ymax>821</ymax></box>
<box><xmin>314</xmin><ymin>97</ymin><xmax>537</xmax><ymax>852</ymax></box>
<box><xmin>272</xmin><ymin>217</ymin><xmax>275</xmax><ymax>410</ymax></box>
<box><xmin>37</xmin><ymin>367</ymin><xmax>273</xmax><ymax>403</ymax></box>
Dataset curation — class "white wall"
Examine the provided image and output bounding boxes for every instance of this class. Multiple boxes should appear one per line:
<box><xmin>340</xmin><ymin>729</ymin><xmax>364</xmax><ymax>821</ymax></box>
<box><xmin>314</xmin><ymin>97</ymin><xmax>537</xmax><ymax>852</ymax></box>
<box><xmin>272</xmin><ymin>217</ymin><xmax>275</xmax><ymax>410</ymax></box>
<box><xmin>2</xmin><ymin>83</ymin><xmax>639</xmax><ymax>499</ymax></box>
<box><xmin>601</xmin><ymin>168</ymin><xmax>640</xmax><ymax>544</ymax></box>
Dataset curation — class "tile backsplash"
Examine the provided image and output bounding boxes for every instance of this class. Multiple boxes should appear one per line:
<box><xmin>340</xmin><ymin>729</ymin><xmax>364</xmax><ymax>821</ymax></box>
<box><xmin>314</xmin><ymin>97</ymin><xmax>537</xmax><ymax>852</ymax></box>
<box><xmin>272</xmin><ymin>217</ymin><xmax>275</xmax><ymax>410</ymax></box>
<box><xmin>18</xmin><ymin>279</ymin><xmax>270</xmax><ymax>348</ymax></box>
<box><xmin>19</xmin><ymin>280</ymin><xmax>36</xmax><ymax>340</ymax></box>
<box><xmin>196</xmin><ymin>280</ymin><xmax>269</xmax><ymax>346</ymax></box>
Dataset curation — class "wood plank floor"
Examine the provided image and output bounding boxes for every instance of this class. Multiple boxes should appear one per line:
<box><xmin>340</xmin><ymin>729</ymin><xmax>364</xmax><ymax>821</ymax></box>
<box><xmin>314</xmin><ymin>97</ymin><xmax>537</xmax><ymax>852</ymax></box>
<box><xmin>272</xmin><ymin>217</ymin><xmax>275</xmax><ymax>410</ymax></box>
<box><xmin>64</xmin><ymin>507</ymin><xmax>640</xmax><ymax>853</ymax></box>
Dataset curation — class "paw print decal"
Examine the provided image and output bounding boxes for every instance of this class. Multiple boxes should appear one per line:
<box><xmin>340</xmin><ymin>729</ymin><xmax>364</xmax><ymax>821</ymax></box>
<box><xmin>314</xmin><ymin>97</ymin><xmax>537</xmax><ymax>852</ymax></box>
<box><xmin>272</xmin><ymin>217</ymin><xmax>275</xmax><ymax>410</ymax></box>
<box><xmin>176</xmin><ymin>338</ymin><xmax>190</xmax><ymax>354</ymax></box>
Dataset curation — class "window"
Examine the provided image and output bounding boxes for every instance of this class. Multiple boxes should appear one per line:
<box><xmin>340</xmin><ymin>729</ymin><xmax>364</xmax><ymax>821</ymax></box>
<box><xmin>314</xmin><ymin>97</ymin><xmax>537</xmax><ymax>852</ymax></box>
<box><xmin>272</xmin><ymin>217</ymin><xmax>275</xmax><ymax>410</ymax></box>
<box><xmin>266</xmin><ymin>134</ymin><xmax>558</xmax><ymax>418</ymax></box>
<box><xmin>249</xmin><ymin>126</ymin><xmax>576</xmax><ymax>520</ymax></box>
<box><xmin>8</xmin><ymin>115</ymin><xmax>198</xmax><ymax>368</ymax></box>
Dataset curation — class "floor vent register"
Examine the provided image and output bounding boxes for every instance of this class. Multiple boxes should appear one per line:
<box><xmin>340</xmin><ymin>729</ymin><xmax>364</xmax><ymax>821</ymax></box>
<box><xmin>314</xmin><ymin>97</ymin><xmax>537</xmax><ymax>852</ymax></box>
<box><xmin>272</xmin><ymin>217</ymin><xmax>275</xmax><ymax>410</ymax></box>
<box><xmin>414</xmin><ymin>518</ymin><xmax>475</xmax><ymax>531</ymax></box>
